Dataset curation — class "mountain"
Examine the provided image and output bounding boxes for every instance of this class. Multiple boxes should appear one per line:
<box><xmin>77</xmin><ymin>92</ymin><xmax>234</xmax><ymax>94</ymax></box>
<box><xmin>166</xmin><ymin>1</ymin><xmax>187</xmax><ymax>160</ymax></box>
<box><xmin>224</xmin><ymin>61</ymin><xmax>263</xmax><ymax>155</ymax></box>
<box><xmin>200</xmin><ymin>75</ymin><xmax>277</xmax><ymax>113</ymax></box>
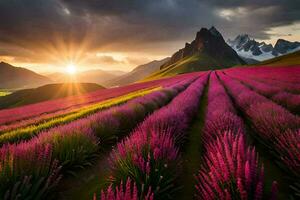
<box><xmin>104</xmin><ymin>70</ymin><xmax>127</xmax><ymax>76</ymax></box>
<box><xmin>106</xmin><ymin>57</ymin><xmax>170</xmax><ymax>87</ymax></box>
<box><xmin>251</xmin><ymin>49</ymin><xmax>300</xmax><ymax>67</ymax></box>
<box><xmin>240</xmin><ymin>56</ymin><xmax>260</xmax><ymax>65</ymax></box>
<box><xmin>48</xmin><ymin>69</ymin><xmax>122</xmax><ymax>85</ymax></box>
<box><xmin>0</xmin><ymin>62</ymin><xmax>51</xmax><ymax>89</ymax></box>
<box><xmin>0</xmin><ymin>83</ymin><xmax>104</xmax><ymax>109</ymax></box>
<box><xmin>79</xmin><ymin>69</ymin><xmax>120</xmax><ymax>83</ymax></box>
<box><xmin>273</xmin><ymin>39</ymin><xmax>300</xmax><ymax>55</ymax></box>
<box><xmin>145</xmin><ymin>27</ymin><xmax>245</xmax><ymax>79</ymax></box>
<box><xmin>227</xmin><ymin>34</ymin><xmax>300</xmax><ymax>61</ymax></box>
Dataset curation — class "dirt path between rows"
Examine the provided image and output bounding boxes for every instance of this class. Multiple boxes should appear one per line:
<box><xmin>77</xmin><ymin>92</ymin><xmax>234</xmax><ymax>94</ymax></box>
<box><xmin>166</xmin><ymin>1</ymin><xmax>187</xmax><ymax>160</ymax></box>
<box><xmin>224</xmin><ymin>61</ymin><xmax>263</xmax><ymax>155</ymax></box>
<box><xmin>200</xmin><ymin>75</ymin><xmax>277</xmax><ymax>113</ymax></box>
<box><xmin>176</xmin><ymin>82</ymin><xmax>208</xmax><ymax>200</ymax></box>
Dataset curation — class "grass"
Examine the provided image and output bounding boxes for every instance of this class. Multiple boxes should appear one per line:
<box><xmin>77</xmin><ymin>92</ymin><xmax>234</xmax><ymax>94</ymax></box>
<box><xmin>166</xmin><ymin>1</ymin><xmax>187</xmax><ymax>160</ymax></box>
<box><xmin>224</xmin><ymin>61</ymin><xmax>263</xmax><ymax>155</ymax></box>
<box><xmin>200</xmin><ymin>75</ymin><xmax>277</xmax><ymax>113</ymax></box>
<box><xmin>251</xmin><ymin>50</ymin><xmax>300</xmax><ymax>67</ymax></box>
<box><xmin>144</xmin><ymin>53</ymin><xmax>235</xmax><ymax>81</ymax></box>
<box><xmin>0</xmin><ymin>83</ymin><xmax>104</xmax><ymax>109</ymax></box>
<box><xmin>0</xmin><ymin>87</ymin><xmax>161</xmax><ymax>145</ymax></box>
<box><xmin>176</xmin><ymin>81</ymin><xmax>208</xmax><ymax>200</ymax></box>
<box><xmin>144</xmin><ymin>54</ymin><xmax>212</xmax><ymax>81</ymax></box>
<box><xmin>56</xmin><ymin>150</ymin><xmax>111</xmax><ymax>200</ymax></box>
<box><xmin>0</xmin><ymin>91</ymin><xmax>11</xmax><ymax>96</ymax></box>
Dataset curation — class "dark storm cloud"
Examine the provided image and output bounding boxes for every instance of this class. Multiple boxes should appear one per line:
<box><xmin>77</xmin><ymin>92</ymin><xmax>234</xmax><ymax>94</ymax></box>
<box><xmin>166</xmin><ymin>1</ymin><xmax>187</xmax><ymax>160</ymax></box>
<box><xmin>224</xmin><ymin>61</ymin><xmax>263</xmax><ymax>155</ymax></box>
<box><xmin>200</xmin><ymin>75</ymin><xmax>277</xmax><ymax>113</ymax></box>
<box><xmin>62</xmin><ymin>0</ymin><xmax>214</xmax><ymax>43</ymax></box>
<box><xmin>0</xmin><ymin>0</ymin><xmax>299</xmax><ymax>63</ymax></box>
<box><xmin>204</xmin><ymin>0</ymin><xmax>300</xmax><ymax>38</ymax></box>
<box><xmin>60</xmin><ymin>0</ymin><xmax>300</xmax><ymax>40</ymax></box>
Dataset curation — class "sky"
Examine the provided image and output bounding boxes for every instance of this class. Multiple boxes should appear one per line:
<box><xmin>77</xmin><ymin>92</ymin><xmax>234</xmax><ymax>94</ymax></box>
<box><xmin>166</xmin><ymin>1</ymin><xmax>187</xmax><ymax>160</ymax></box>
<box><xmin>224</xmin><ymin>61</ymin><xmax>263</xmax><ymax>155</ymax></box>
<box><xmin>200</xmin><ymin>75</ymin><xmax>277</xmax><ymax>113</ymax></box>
<box><xmin>0</xmin><ymin>0</ymin><xmax>299</xmax><ymax>74</ymax></box>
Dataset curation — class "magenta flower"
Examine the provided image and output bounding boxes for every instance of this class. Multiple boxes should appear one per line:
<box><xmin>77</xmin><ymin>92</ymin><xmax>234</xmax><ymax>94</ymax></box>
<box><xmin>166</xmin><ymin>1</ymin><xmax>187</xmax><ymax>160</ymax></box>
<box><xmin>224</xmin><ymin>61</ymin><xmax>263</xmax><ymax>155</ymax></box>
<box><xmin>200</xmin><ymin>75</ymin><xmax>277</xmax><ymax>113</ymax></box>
<box><xmin>95</xmin><ymin>178</ymin><xmax>153</xmax><ymax>200</ymax></box>
<box><xmin>107</xmin><ymin>74</ymin><xmax>209</xmax><ymax>199</ymax></box>
<box><xmin>219</xmin><ymin>70</ymin><xmax>299</xmax><ymax>196</ymax></box>
<box><xmin>195</xmin><ymin>72</ymin><xmax>276</xmax><ymax>199</ymax></box>
<box><xmin>195</xmin><ymin>132</ymin><xmax>268</xmax><ymax>200</ymax></box>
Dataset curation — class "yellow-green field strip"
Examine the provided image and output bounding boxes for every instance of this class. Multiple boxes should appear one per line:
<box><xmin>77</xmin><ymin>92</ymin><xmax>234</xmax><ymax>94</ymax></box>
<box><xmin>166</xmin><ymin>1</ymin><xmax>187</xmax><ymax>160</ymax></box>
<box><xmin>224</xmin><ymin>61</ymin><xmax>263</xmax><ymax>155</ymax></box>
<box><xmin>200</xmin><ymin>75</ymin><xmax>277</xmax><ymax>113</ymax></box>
<box><xmin>0</xmin><ymin>87</ymin><xmax>161</xmax><ymax>145</ymax></box>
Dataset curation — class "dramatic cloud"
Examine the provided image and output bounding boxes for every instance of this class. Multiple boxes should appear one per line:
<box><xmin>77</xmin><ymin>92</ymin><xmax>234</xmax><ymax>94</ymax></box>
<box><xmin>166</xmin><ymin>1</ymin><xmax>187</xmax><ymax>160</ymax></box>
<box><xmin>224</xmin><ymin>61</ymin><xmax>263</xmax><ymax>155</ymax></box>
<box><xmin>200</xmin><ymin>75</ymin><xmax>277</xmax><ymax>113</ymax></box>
<box><xmin>0</xmin><ymin>0</ymin><xmax>299</xmax><ymax>72</ymax></box>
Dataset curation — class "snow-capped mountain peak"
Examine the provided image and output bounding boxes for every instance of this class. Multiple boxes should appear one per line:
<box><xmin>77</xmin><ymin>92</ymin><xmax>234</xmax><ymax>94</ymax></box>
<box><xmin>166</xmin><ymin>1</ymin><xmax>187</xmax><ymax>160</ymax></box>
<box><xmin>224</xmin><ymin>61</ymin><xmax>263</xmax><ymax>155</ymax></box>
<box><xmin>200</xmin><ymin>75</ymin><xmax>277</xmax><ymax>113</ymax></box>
<box><xmin>227</xmin><ymin>34</ymin><xmax>251</xmax><ymax>49</ymax></box>
<box><xmin>227</xmin><ymin>34</ymin><xmax>300</xmax><ymax>61</ymax></box>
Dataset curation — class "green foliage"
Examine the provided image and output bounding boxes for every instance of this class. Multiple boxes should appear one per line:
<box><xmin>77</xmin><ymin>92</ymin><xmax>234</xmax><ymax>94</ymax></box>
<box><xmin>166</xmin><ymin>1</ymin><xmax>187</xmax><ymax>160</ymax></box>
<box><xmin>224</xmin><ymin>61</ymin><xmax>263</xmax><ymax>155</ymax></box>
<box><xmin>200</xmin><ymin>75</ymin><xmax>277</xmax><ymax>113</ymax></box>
<box><xmin>111</xmin><ymin>147</ymin><xmax>179</xmax><ymax>199</ymax></box>
<box><xmin>0</xmin><ymin>83</ymin><xmax>104</xmax><ymax>109</ymax></box>
<box><xmin>47</xmin><ymin>131</ymin><xmax>99</xmax><ymax>171</ymax></box>
<box><xmin>0</xmin><ymin>91</ymin><xmax>11</xmax><ymax>97</ymax></box>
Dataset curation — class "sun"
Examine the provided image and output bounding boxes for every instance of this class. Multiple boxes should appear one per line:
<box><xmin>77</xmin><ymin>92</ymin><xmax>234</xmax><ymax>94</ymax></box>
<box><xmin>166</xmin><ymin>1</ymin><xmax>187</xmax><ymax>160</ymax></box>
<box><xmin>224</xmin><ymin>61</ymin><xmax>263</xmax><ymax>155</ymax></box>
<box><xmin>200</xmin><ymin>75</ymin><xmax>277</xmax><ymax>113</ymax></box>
<box><xmin>66</xmin><ymin>64</ymin><xmax>77</xmax><ymax>75</ymax></box>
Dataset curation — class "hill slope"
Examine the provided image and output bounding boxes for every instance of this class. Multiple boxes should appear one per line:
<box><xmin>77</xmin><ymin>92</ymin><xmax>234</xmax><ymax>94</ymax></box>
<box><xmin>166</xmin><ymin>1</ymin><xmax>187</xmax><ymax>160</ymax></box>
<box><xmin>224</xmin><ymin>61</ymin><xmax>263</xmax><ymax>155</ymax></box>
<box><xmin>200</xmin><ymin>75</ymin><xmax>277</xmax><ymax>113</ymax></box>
<box><xmin>252</xmin><ymin>50</ymin><xmax>300</xmax><ymax>66</ymax></box>
<box><xmin>106</xmin><ymin>57</ymin><xmax>170</xmax><ymax>86</ymax></box>
<box><xmin>0</xmin><ymin>83</ymin><xmax>104</xmax><ymax>109</ymax></box>
<box><xmin>0</xmin><ymin>62</ymin><xmax>51</xmax><ymax>89</ymax></box>
<box><xmin>146</xmin><ymin>27</ymin><xmax>245</xmax><ymax>80</ymax></box>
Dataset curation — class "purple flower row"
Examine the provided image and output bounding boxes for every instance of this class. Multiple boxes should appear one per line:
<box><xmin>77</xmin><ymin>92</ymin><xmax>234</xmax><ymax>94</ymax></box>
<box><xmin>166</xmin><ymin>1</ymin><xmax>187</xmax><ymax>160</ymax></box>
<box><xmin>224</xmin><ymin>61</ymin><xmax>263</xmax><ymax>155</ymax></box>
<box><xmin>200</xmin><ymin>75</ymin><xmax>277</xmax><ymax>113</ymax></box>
<box><xmin>196</xmin><ymin>132</ymin><xmax>276</xmax><ymax>200</ymax></box>
<box><xmin>225</xmin><ymin>72</ymin><xmax>300</xmax><ymax>114</ymax></box>
<box><xmin>0</xmin><ymin>72</ymin><xmax>199</xmax><ymax>126</ymax></box>
<box><xmin>225</xmin><ymin>66</ymin><xmax>300</xmax><ymax>93</ymax></box>
<box><xmin>0</xmin><ymin>75</ymin><xmax>197</xmax><ymax>199</ymax></box>
<box><xmin>96</xmin><ymin>178</ymin><xmax>153</xmax><ymax>200</ymax></box>
<box><xmin>97</xmin><ymin>74</ymin><xmax>209</xmax><ymax>199</ymax></box>
<box><xmin>219</xmin><ymin>72</ymin><xmax>300</xmax><ymax>194</ymax></box>
<box><xmin>195</xmin><ymin>72</ymin><xmax>275</xmax><ymax>200</ymax></box>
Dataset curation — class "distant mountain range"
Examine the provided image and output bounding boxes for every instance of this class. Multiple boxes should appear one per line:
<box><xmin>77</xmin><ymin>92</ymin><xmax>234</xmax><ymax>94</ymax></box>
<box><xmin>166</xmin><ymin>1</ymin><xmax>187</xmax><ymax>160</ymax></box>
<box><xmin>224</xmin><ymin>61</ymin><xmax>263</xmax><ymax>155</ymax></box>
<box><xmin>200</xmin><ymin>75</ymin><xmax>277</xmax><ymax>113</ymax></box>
<box><xmin>145</xmin><ymin>27</ymin><xmax>245</xmax><ymax>80</ymax></box>
<box><xmin>0</xmin><ymin>62</ymin><xmax>126</xmax><ymax>89</ymax></box>
<box><xmin>227</xmin><ymin>34</ymin><xmax>300</xmax><ymax>61</ymax></box>
<box><xmin>106</xmin><ymin>57</ymin><xmax>170</xmax><ymax>87</ymax></box>
<box><xmin>47</xmin><ymin>69</ymin><xmax>125</xmax><ymax>85</ymax></box>
<box><xmin>0</xmin><ymin>62</ymin><xmax>51</xmax><ymax>89</ymax></box>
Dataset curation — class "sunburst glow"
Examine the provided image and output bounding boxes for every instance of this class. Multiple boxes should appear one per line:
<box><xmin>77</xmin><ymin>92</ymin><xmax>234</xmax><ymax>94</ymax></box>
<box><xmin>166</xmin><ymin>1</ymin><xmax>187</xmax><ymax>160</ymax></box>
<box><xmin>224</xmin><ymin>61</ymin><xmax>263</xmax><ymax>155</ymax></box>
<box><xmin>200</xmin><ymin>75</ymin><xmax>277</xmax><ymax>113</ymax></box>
<box><xmin>66</xmin><ymin>64</ymin><xmax>77</xmax><ymax>75</ymax></box>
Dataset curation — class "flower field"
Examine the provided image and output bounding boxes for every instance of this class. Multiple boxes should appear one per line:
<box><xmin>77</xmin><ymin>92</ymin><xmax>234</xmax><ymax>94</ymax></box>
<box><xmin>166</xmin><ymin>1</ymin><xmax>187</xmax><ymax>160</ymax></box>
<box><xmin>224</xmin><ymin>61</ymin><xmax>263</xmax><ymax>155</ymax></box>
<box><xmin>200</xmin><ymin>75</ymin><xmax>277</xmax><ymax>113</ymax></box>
<box><xmin>0</xmin><ymin>66</ymin><xmax>299</xmax><ymax>200</ymax></box>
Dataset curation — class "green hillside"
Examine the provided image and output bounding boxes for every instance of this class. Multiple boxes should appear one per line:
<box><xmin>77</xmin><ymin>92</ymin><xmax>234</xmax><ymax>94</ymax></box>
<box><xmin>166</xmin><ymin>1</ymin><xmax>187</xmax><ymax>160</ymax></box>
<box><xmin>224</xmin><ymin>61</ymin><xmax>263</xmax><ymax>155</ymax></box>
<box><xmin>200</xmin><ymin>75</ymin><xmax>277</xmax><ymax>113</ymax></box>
<box><xmin>0</xmin><ymin>83</ymin><xmax>104</xmax><ymax>109</ymax></box>
<box><xmin>253</xmin><ymin>50</ymin><xmax>300</xmax><ymax>66</ymax></box>
<box><xmin>144</xmin><ymin>52</ymin><xmax>237</xmax><ymax>80</ymax></box>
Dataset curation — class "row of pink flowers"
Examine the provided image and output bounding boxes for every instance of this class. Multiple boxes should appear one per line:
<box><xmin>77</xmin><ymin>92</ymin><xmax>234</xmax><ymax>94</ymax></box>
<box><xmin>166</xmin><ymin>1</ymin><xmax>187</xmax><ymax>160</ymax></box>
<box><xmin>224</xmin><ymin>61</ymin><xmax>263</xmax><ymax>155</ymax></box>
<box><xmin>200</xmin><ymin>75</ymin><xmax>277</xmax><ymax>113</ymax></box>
<box><xmin>0</xmin><ymin>72</ymin><xmax>201</xmax><ymax>126</ymax></box>
<box><xmin>0</xmin><ymin>76</ymin><xmax>200</xmax><ymax>147</ymax></box>
<box><xmin>224</xmin><ymin>66</ymin><xmax>300</xmax><ymax>93</ymax></box>
<box><xmin>0</xmin><ymin>75</ymin><xmax>197</xmax><ymax>199</ymax></box>
<box><xmin>96</xmin><ymin>178</ymin><xmax>153</xmax><ymax>200</ymax></box>
<box><xmin>196</xmin><ymin>132</ymin><xmax>276</xmax><ymax>200</ymax></box>
<box><xmin>97</xmin><ymin>74</ymin><xmax>209</xmax><ymax>199</ymax></box>
<box><xmin>195</xmin><ymin>72</ymin><xmax>275</xmax><ymax>199</ymax></box>
<box><xmin>219</xmin><ymin>72</ymin><xmax>300</xmax><ymax>195</ymax></box>
<box><xmin>225</xmin><ymin>71</ymin><xmax>300</xmax><ymax>114</ymax></box>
